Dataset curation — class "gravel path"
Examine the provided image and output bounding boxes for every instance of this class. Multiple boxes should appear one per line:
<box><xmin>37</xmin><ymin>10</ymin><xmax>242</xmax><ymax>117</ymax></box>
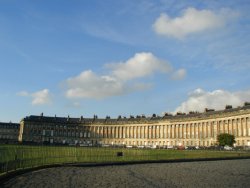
<box><xmin>3</xmin><ymin>159</ymin><xmax>250</xmax><ymax>188</ymax></box>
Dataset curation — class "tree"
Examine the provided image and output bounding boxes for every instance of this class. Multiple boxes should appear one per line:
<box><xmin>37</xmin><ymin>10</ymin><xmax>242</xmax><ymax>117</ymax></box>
<box><xmin>217</xmin><ymin>133</ymin><xmax>236</xmax><ymax>147</ymax></box>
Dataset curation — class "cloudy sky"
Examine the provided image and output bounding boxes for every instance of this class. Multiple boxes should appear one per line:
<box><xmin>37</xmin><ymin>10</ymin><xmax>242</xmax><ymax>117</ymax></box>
<box><xmin>1</xmin><ymin>0</ymin><xmax>250</xmax><ymax>122</ymax></box>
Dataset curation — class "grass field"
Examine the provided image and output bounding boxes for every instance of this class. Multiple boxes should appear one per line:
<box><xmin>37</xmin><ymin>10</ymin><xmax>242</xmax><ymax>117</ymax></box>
<box><xmin>1</xmin><ymin>144</ymin><xmax>250</xmax><ymax>175</ymax></box>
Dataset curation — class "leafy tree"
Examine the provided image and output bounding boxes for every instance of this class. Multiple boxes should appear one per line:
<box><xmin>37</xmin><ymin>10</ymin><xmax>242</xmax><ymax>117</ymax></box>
<box><xmin>217</xmin><ymin>133</ymin><xmax>236</xmax><ymax>146</ymax></box>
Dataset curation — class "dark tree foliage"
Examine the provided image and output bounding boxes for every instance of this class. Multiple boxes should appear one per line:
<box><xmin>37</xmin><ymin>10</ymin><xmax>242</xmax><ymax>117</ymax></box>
<box><xmin>217</xmin><ymin>133</ymin><xmax>236</xmax><ymax>146</ymax></box>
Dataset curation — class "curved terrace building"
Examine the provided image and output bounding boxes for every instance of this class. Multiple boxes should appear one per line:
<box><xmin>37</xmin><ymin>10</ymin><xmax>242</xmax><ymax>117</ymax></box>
<box><xmin>19</xmin><ymin>103</ymin><xmax>250</xmax><ymax>147</ymax></box>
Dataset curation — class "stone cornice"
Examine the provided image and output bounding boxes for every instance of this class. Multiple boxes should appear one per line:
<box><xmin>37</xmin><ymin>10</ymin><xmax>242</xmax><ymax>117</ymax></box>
<box><xmin>22</xmin><ymin>105</ymin><xmax>250</xmax><ymax>126</ymax></box>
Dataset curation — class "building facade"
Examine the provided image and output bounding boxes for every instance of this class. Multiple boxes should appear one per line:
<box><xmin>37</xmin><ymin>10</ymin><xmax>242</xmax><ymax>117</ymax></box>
<box><xmin>18</xmin><ymin>104</ymin><xmax>250</xmax><ymax>147</ymax></box>
<box><xmin>0</xmin><ymin>122</ymin><xmax>19</xmax><ymax>143</ymax></box>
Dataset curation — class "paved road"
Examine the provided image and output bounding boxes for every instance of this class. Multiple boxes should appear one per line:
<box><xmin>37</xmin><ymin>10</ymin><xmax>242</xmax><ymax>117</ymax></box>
<box><xmin>3</xmin><ymin>159</ymin><xmax>250</xmax><ymax>188</ymax></box>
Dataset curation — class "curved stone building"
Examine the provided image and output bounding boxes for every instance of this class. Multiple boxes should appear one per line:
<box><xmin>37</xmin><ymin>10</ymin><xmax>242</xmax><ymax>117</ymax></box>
<box><xmin>19</xmin><ymin>103</ymin><xmax>250</xmax><ymax>147</ymax></box>
<box><xmin>0</xmin><ymin>122</ymin><xmax>19</xmax><ymax>143</ymax></box>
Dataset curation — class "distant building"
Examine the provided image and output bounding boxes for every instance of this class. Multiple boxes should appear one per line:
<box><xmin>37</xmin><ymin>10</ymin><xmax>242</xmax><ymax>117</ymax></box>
<box><xmin>18</xmin><ymin>104</ymin><xmax>250</xmax><ymax>147</ymax></box>
<box><xmin>0</xmin><ymin>122</ymin><xmax>19</xmax><ymax>143</ymax></box>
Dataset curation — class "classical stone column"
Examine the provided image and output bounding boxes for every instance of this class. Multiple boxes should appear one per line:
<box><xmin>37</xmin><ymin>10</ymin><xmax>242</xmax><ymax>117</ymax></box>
<box><xmin>197</xmin><ymin>123</ymin><xmax>200</xmax><ymax>139</ymax></box>
<box><xmin>194</xmin><ymin>123</ymin><xmax>197</xmax><ymax>139</ymax></box>
<box><xmin>177</xmin><ymin>124</ymin><xmax>179</xmax><ymax>139</ymax></box>
<box><xmin>110</xmin><ymin>126</ymin><xmax>113</xmax><ymax>138</ymax></box>
<box><xmin>106</xmin><ymin>127</ymin><xmax>110</xmax><ymax>138</ymax></box>
<box><xmin>226</xmin><ymin>120</ymin><xmax>229</xmax><ymax>134</ymax></box>
<box><xmin>113</xmin><ymin>127</ymin><xmax>116</xmax><ymax>138</ymax></box>
<box><xmin>179</xmin><ymin>124</ymin><xmax>182</xmax><ymax>139</ymax></box>
<box><xmin>242</xmin><ymin>118</ymin><xmax>246</xmax><ymax>136</ymax></box>
<box><xmin>158</xmin><ymin>125</ymin><xmax>161</xmax><ymax>138</ymax></box>
<box><xmin>202</xmin><ymin>122</ymin><xmax>205</xmax><ymax>139</ymax></box>
<box><xmin>217</xmin><ymin>121</ymin><xmax>221</xmax><ymax>135</ymax></box>
<box><xmin>143</xmin><ymin>126</ymin><xmax>145</xmax><ymax>138</ymax></box>
<box><xmin>131</xmin><ymin>126</ymin><xmax>134</xmax><ymax>139</ymax></box>
<box><xmin>118</xmin><ymin>127</ymin><xmax>120</xmax><ymax>138</ymax></box>
<box><xmin>93</xmin><ymin>126</ymin><xmax>97</xmax><ymax>138</ymax></box>
<box><xmin>174</xmin><ymin>124</ymin><xmax>177</xmax><ymax>139</ymax></box>
<box><xmin>192</xmin><ymin>123</ymin><xmax>195</xmax><ymax>139</ymax></box>
<box><xmin>190</xmin><ymin>123</ymin><xmax>192</xmax><ymax>139</ymax></box>
<box><xmin>244</xmin><ymin>117</ymin><xmax>247</xmax><ymax>136</ymax></box>
<box><xmin>222</xmin><ymin>120</ymin><xmax>225</xmax><ymax>134</ymax></box>
<box><xmin>101</xmin><ymin>127</ymin><xmax>104</xmax><ymax>138</ymax></box>
<box><xmin>198</xmin><ymin>123</ymin><xmax>201</xmax><ymax>139</ymax></box>
<box><xmin>135</xmin><ymin>126</ymin><xmax>137</xmax><ymax>139</ymax></box>
<box><xmin>193</xmin><ymin>123</ymin><xmax>196</xmax><ymax>139</ymax></box>
<box><xmin>232</xmin><ymin>119</ymin><xmax>236</xmax><ymax>136</ymax></box>
<box><xmin>170</xmin><ymin>125</ymin><xmax>173</xmax><ymax>139</ymax></box>
<box><xmin>207</xmin><ymin>122</ymin><xmax>210</xmax><ymax>138</ymax></box>
<box><xmin>122</xmin><ymin>127</ymin><xmax>124</xmax><ymax>138</ymax></box>
<box><xmin>183</xmin><ymin>124</ymin><xmax>186</xmax><ymax>139</ymax></box>
<box><xmin>162</xmin><ymin>125</ymin><xmax>165</xmax><ymax>138</ymax></box>
<box><xmin>156</xmin><ymin>125</ymin><xmax>158</xmax><ymax>138</ymax></box>
<box><xmin>151</xmin><ymin>126</ymin><xmax>154</xmax><ymax>139</ymax></box>
<box><xmin>124</xmin><ymin>127</ymin><xmax>126</xmax><ymax>138</ymax></box>
<box><xmin>159</xmin><ymin>125</ymin><xmax>161</xmax><ymax>138</ymax></box>
<box><xmin>136</xmin><ymin>126</ymin><xmax>139</xmax><ymax>139</ymax></box>
<box><xmin>123</xmin><ymin>126</ymin><xmax>125</xmax><ymax>138</ymax></box>
<box><xmin>105</xmin><ymin>126</ymin><xmax>108</xmax><ymax>138</ymax></box>
<box><xmin>98</xmin><ymin>126</ymin><xmax>101</xmax><ymax>138</ymax></box>
<box><xmin>99</xmin><ymin>126</ymin><xmax>102</xmax><ymax>138</ymax></box>
<box><xmin>110</xmin><ymin>127</ymin><xmax>113</xmax><ymax>138</ymax></box>
<box><xmin>203</xmin><ymin>123</ymin><xmax>205</xmax><ymax>144</ymax></box>
<box><xmin>98</xmin><ymin>127</ymin><xmax>101</xmax><ymax>138</ymax></box>
<box><xmin>119</xmin><ymin>127</ymin><xmax>122</xmax><ymax>139</ymax></box>
<box><xmin>191</xmin><ymin>123</ymin><xmax>195</xmax><ymax>139</ymax></box>
<box><xmin>166</xmin><ymin>125</ymin><xmax>169</xmax><ymax>138</ymax></box>
<box><xmin>216</xmin><ymin>121</ymin><xmax>220</xmax><ymax>137</ymax></box>
<box><xmin>184</xmin><ymin>123</ymin><xmax>187</xmax><ymax>139</ymax></box>
<box><xmin>210</xmin><ymin>121</ymin><xmax>213</xmax><ymax>138</ymax></box>
<box><xmin>172</xmin><ymin>125</ymin><xmax>175</xmax><ymax>139</ymax></box>
<box><xmin>141</xmin><ymin>126</ymin><xmax>144</xmax><ymax>139</ymax></box>
<box><xmin>225</xmin><ymin>120</ymin><xmax>227</xmax><ymax>133</ymax></box>
<box><xmin>246</xmin><ymin>117</ymin><xmax>249</xmax><ymax>136</ymax></box>
<box><xmin>134</xmin><ymin>126</ymin><xmax>137</xmax><ymax>139</ymax></box>
<box><xmin>228</xmin><ymin>120</ymin><xmax>231</xmax><ymax>134</ymax></box>
<box><xmin>137</xmin><ymin>126</ymin><xmax>140</xmax><ymax>138</ymax></box>
<box><xmin>116</xmin><ymin>126</ymin><xmax>118</xmax><ymax>139</ymax></box>
<box><xmin>239</xmin><ymin>118</ymin><xmax>243</xmax><ymax>137</ymax></box>
<box><xmin>235</xmin><ymin>118</ymin><xmax>240</xmax><ymax>137</ymax></box>
<box><xmin>111</xmin><ymin>126</ymin><xmax>116</xmax><ymax>138</ymax></box>
<box><xmin>133</xmin><ymin>126</ymin><xmax>135</xmax><ymax>138</ymax></box>
<box><xmin>148</xmin><ymin>126</ymin><xmax>151</xmax><ymax>139</ymax></box>
<box><xmin>160</xmin><ymin>125</ymin><xmax>163</xmax><ymax>139</ymax></box>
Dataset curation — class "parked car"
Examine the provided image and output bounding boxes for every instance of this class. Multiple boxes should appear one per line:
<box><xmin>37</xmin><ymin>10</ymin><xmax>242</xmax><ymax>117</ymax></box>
<box><xmin>167</xmin><ymin>145</ymin><xmax>174</xmax><ymax>149</ymax></box>
<box><xmin>224</xmin><ymin>145</ymin><xmax>233</xmax><ymax>150</ymax></box>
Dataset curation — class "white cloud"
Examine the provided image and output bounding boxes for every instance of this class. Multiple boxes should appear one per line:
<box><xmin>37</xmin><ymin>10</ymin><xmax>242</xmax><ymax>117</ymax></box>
<box><xmin>17</xmin><ymin>89</ymin><xmax>52</xmax><ymax>105</ymax></box>
<box><xmin>64</xmin><ymin>52</ymin><xmax>184</xmax><ymax>99</ymax></box>
<box><xmin>65</xmin><ymin>70</ymin><xmax>127</xmax><ymax>99</ymax></box>
<box><xmin>171</xmin><ymin>69</ymin><xmax>186</xmax><ymax>80</ymax></box>
<box><xmin>174</xmin><ymin>88</ymin><xmax>250</xmax><ymax>113</ymax></box>
<box><xmin>107</xmin><ymin>52</ymin><xmax>172</xmax><ymax>81</ymax></box>
<box><xmin>153</xmin><ymin>7</ymin><xmax>238</xmax><ymax>39</ymax></box>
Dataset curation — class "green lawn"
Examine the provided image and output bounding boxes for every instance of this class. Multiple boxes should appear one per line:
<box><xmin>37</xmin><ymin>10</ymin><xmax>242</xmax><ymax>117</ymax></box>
<box><xmin>1</xmin><ymin>144</ymin><xmax>250</xmax><ymax>175</ymax></box>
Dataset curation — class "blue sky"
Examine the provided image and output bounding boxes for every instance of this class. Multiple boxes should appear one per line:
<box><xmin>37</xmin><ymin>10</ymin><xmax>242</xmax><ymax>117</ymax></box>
<box><xmin>1</xmin><ymin>0</ymin><xmax>250</xmax><ymax>122</ymax></box>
